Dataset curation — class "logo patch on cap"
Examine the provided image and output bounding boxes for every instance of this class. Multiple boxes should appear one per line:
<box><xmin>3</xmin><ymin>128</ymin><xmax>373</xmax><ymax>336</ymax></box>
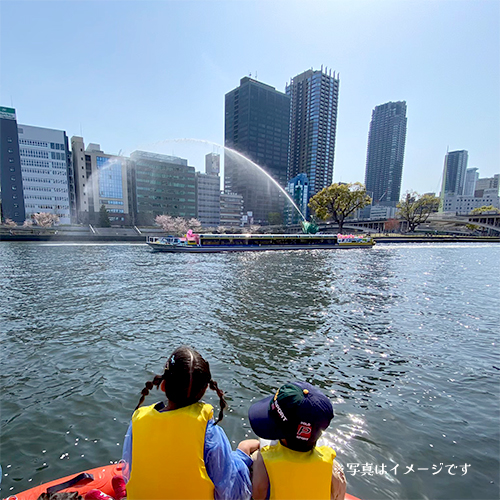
<box><xmin>296</xmin><ymin>422</ymin><xmax>312</xmax><ymax>441</ymax></box>
<box><xmin>271</xmin><ymin>400</ymin><xmax>288</xmax><ymax>422</ymax></box>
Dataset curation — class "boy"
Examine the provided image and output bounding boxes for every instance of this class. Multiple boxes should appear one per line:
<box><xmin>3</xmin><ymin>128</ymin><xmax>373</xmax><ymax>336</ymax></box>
<box><xmin>248</xmin><ymin>381</ymin><xmax>346</xmax><ymax>500</ymax></box>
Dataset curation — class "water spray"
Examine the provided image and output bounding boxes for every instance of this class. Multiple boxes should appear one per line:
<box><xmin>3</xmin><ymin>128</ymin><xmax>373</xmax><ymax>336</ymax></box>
<box><xmin>130</xmin><ymin>138</ymin><xmax>307</xmax><ymax>222</ymax></box>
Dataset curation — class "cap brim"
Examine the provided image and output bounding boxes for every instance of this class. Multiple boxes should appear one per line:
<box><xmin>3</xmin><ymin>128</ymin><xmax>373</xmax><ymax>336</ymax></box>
<box><xmin>248</xmin><ymin>395</ymin><xmax>285</xmax><ymax>440</ymax></box>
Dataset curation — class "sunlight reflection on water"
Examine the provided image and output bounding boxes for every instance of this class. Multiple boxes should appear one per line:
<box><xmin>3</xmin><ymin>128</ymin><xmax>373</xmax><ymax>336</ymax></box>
<box><xmin>1</xmin><ymin>242</ymin><xmax>499</xmax><ymax>499</ymax></box>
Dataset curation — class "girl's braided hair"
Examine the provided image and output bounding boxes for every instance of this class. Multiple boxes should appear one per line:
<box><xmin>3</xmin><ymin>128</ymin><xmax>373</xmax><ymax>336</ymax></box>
<box><xmin>134</xmin><ymin>346</ymin><xmax>227</xmax><ymax>424</ymax></box>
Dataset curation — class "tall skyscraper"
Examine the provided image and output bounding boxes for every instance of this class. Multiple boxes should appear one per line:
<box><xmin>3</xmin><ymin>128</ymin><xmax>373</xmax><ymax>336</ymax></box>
<box><xmin>286</xmin><ymin>68</ymin><xmax>340</xmax><ymax>198</ymax></box>
<box><xmin>439</xmin><ymin>150</ymin><xmax>468</xmax><ymax>201</ymax></box>
<box><xmin>364</xmin><ymin>101</ymin><xmax>407</xmax><ymax>206</ymax></box>
<box><xmin>224</xmin><ymin>77</ymin><xmax>290</xmax><ymax>224</ymax></box>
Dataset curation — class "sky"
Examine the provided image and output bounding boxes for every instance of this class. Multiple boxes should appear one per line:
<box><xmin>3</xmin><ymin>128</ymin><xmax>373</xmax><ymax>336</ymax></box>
<box><xmin>1</xmin><ymin>0</ymin><xmax>499</xmax><ymax>196</ymax></box>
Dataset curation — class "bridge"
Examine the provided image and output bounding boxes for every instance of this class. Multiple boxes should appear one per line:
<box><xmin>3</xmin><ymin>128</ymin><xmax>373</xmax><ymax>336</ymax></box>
<box><xmin>284</xmin><ymin>213</ymin><xmax>500</xmax><ymax>235</ymax></box>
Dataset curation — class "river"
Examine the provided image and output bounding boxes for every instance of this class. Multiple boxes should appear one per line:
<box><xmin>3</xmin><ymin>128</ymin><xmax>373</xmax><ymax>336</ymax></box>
<box><xmin>1</xmin><ymin>242</ymin><xmax>499</xmax><ymax>500</ymax></box>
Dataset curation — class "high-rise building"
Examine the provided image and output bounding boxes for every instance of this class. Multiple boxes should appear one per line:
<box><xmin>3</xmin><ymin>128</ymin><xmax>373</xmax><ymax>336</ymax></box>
<box><xmin>18</xmin><ymin>124</ymin><xmax>74</xmax><ymax>224</ymax></box>
<box><xmin>0</xmin><ymin>107</ymin><xmax>25</xmax><ymax>224</ymax></box>
<box><xmin>71</xmin><ymin>137</ymin><xmax>131</xmax><ymax>225</ymax></box>
<box><xmin>439</xmin><ymin>150</ymin><xmax>468</xmax><ymax>210</ymax></box>
<box><xmin>129</xmin><ymin>151</ymin><xmax>196</xmax><ymax>226</ymax></box>
<box><xmin>364</xmin><ymin>101</ymin><xmax>407</xmax><ymax>206</ymax></box>
<box><xmin>464</xmin><ymin>167</ymin><xmax>479</xmax><ymax>196</ymax></box>
<box><xmin>195</xmin><ymin>153</ymin><xmax>221</xmax><ymax>227</ymax></box>
<box><xmin>224</xmin><ymin>77</ymin><xmax>290</xmax><ymax>224</ymax></box>
<box><xmin>286</xmin><ymin>68</ymin><xmax>340</xmax><ymax>198</ymax></box>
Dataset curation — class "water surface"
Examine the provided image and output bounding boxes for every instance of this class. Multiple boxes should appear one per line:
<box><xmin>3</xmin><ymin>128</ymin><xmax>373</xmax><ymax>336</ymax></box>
<box><xmin>1</xmin><ymin>242</ymin><xmax>499</xmax><ymax>499</ymax></box>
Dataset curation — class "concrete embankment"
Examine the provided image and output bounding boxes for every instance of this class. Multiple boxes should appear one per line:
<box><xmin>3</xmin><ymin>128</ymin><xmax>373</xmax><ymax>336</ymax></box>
<box><xmin>374</xmin><ymin>235</ymin><xmax>500</xmax><ymax>243</ymax></box>
<box><xmin>0</xmin><ymin>226</ymin><xmax>158</xmax><ymax>243</ymax></box>
<box><xmin>1</xmin><ymin>228</ymin><xmax>498</xmax><ymax>244</ymax></box>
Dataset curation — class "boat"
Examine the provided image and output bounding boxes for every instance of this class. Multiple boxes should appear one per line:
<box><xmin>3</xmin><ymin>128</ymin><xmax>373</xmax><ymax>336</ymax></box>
<box><xmin>3</xmin><ymin>463</ymin><xmax>124</xmax><ymax>500</ymax></box>
<box><xmin>146</xmin><ymin>232</ymin><xmax>375</xmax><ymax>253</ymax></box>
<box><xmin>3</xmin><ymin>462</ymin><xmax>362</xmax><ymax>500</ymax></box>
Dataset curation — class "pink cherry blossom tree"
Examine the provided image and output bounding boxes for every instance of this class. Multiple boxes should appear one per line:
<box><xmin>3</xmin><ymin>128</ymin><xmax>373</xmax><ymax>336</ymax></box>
<box><xmin>32</xmin><ymin>212</ymin><xmax>59</xmax><ymax>227</ymax></box>
<box><xmin>155</xmin><ymin>215</ymin><xmax>202</xmax><ymax>235</ymax></box>
<box><xmin>3</xmin><ymin>218</ymin><xmax>17</xmax><ymax>227</ymax></box>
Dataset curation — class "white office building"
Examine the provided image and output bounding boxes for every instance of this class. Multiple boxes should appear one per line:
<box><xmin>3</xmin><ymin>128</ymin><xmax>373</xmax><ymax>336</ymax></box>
<box><xmin>442</xmin><ymin>189</ymin><xmax>500</xmax><ymax>215</ymax></box>
<box><xmin>18</xmin><ymin>124</ymin><xmax>73</xmax><ymax>224</ymax></box>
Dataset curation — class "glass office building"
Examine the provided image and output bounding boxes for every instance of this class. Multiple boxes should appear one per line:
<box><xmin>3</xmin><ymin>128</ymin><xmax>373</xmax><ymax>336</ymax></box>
<box><xmin>129</xmin><ymin>151</ymin><xmax>196</xmax><ymax>226</ymax></box>
<box><xmin>224</xmin><ymin>77</ymin><xmax>290</xmax><ymax>224</ymax></box>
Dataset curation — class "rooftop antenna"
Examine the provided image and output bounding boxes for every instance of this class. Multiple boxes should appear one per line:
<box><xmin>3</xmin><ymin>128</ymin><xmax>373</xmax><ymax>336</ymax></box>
<box><xmin>255</xmin><ymin>71</ymin><xmax>257</xmax><ymax>79</ymax></box>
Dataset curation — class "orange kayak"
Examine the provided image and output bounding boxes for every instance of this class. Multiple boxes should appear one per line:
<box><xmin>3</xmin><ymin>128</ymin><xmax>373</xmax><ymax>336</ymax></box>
<box><xmin>3</xmin><ymin>463</ymin><xmax>124</xmax><ymax>500</ymax></box>
<box><xmin>3</xmin><ymin>462</ymin><xmax>361</xmax><ymax>500</ymax></box>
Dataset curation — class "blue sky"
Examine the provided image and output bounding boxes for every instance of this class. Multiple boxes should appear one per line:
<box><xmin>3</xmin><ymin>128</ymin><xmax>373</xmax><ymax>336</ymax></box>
<box><xmin>1</xmin><ymin>0</ymin><xmax>498</xmax><ymax>195</ymax></box>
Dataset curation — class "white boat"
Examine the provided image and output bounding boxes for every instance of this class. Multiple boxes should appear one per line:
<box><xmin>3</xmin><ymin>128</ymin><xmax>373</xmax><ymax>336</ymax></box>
<box><xmin>146</xmin><ymin>233</ymin><xmax>375</xmax><ymax>253</ymax></box>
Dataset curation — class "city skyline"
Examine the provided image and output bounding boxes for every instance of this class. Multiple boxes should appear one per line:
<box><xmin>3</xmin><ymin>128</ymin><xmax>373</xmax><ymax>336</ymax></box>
<box><xmin>1</xmin><ymin>1</ymin><xmax>498</xmax><ymax>197</ymax></box>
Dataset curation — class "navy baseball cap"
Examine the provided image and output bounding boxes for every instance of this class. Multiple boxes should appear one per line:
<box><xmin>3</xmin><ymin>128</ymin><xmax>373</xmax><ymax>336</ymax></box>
<box><xmin>248</xmin><ymin>381</ymin><xmax>334</xmax><ymax>451</ymax></box>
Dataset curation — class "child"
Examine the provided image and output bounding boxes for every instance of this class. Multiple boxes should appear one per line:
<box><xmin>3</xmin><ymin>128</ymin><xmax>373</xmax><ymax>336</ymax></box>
<box><xmin>248</xmin><ymin>381</ymin><xmax>346</xmax><ymax>500</ymax></box>
<box><xmin>121</xmin><ymin>346</ymin><xmax>259</xmax><ymax>500</ymax></box>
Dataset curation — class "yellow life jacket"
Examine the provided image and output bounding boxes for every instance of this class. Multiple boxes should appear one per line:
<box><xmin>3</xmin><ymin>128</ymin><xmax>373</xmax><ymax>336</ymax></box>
<box><xmin>126</xmin><ymin>402</ymin><xmax>215</xmax><ymax>500</ymax></box>
<box><xmin>261</xmin><ymin>441</ymin><xmax>335</xmax><ymax>500</ymax></box>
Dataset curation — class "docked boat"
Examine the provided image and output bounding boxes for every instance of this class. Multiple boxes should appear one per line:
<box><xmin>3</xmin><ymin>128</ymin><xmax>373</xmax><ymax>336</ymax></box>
<box><xmin>146</xmin><ymin>232</ymin><xmax>375</xmax><ymax>253</ymax></box>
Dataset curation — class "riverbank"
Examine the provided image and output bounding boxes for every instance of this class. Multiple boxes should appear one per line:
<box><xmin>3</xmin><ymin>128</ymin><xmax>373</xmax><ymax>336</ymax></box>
<box><xmin>0</xmin><ymin>226</ymin><xmax>499</xmax><ymax>243</ymax></box>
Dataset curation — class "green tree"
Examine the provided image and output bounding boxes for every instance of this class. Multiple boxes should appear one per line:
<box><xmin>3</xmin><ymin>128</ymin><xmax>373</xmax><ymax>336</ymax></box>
<box><xmin>397</xmin><ymin>191</ymin><xmax>440</xmax><ymax>232</ymax></box>
<box><xmin>308</xmin><ymin>182</ymin><xmax>371</xmax><ymax>234</ymax></box>
<box><xmin>99</xmin><ymin>205</ymin><xmax>111</xmax><ymax>227</ymax></box>
<box><xmin>470</xmin><ymin>205</ymin><xmax>500</xmax><ymax>215</ymax></box>
<box><xmin>267</xmin><ymin>212</ymin><xmax>283</xmax><ymax>225</ymax></box>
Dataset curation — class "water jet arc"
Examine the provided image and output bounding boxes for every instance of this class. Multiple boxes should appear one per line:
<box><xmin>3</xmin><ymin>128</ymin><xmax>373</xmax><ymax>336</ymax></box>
<box><xmin>133</xmin><ymin>138</ymin><xmax>307</xmax><ymax>222</ymax></box>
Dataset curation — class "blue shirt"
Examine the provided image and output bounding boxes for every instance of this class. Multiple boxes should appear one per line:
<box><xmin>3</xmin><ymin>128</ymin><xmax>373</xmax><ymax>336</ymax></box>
<box><xmin>122</xmin><ymin>412</ymin><xmax>252</xmax><ymax>500</ymax></box>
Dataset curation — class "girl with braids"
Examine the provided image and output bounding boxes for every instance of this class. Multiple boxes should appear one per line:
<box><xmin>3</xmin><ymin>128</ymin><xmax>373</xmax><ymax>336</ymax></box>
<box><xmin>121</xmin><ymin>346</ymin><xmax>259</xmax><ymax>500</ymax></box>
